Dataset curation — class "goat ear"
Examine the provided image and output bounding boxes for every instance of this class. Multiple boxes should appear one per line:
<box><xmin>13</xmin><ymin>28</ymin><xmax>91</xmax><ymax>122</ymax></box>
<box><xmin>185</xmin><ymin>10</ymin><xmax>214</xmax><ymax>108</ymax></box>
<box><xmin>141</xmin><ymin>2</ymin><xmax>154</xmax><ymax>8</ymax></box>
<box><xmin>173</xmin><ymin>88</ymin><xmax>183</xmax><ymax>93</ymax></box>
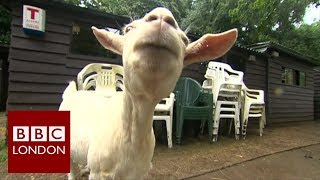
<box><xmin>92</xmin><ymin>26</ymin><xmax>124</xmax><ymax>55</ymax></box>
<box><xmin>184</xmin><ymin>29</ymin><xmax>237</xmax><ymax>66</ymax></box>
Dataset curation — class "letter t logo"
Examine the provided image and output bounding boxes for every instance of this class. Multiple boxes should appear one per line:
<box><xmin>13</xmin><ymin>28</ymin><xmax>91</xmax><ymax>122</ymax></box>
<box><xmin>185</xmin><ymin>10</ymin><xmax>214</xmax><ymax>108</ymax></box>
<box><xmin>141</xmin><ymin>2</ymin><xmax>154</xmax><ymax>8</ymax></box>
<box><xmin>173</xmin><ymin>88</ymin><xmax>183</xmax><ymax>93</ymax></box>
<box><xmin>27</xmin><ymin>8</ymin><xmax>39</xmax><ymax>20</ymax></box>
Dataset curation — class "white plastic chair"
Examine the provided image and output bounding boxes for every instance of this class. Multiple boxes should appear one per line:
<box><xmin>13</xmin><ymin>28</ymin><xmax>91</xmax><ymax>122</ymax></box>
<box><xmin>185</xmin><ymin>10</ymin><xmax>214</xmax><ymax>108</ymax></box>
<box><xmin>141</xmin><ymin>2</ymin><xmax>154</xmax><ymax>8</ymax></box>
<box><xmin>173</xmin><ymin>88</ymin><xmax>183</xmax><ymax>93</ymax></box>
<box><xmin>203</xmin><ymin>61</ymin><xmax>243</xmax><ymax>142</ymax></box>
<box><xmin>241</xmin><ymin>83</ymin><xmax>266</xmax><ymax>139</ymax></box>
<box><xmin>213</xmin><ymin>83</ymin><xmax>242</xmax><ymax>141</ymax></box>
<box><xmin>77</xmin><ymin>63</ymin><xmax>124</xmax><ymax>95</ymax></box>
<box><xmin>204</xmin><ymin>61</ymin><xmax>244</xmax><ymax>104</ymax></box>
<box><xmin>153</xmin><ymin>93</ymin><xmax>175</xmax><ymax>148</ymax></box>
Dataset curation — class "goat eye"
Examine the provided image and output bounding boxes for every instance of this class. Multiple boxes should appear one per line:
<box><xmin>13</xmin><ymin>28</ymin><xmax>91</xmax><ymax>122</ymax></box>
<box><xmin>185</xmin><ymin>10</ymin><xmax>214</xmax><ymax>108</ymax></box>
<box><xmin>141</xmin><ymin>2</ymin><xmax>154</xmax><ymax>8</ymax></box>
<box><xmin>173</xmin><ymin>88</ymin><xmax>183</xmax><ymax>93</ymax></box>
<box><xmin>125</xmin><ymin>26</ymin><xmax>134</xmax><ymax>33</ymax></box>
<box><xmin>182</xmin><ymin>37</ymin><xmax>189</xmax><ymax>46</ymax></box>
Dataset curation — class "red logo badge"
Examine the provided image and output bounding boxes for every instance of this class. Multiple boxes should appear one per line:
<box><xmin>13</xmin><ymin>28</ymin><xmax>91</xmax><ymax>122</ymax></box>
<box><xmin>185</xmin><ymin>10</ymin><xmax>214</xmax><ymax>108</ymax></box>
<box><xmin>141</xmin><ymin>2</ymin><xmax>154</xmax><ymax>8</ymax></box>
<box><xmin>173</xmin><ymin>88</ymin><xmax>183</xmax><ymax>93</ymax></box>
<box><xmin>8</xmin><ymin>111</ymin><xmax>70</xmax><ymax>173</ymax></box>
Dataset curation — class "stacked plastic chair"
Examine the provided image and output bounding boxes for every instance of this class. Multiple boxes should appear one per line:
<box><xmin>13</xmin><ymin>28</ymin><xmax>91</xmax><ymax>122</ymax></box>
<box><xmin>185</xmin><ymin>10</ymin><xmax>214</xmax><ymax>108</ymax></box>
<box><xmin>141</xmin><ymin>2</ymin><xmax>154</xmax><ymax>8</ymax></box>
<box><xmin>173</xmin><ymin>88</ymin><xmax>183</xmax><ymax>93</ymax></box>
<box><xmin>202</xmin><ymin>62</ymin><xmax>244</xmax><ymax>142</ymax></box>
<box><xmin>153</xmin><ymin>93</ymin><xmax>175</xmax><ymax>148</ymax></box>
<box><xmin>77</xmin><ymin>63</ymin><xmax>124</xmax><ymax>94</ymax></box>
<box><xmin>77</xmin><ymin>63</ymin><xmax>178</xmax><ymax>148</ymax></box>
<box><xmin>174</xmin><ymin>77</ymin><xmax>213</xmax><ymax>144</ymax></box>
<box><xmin>241</xmin><ymin>83</ymin><xmax>266</xmax><ymax>139</ymax></box>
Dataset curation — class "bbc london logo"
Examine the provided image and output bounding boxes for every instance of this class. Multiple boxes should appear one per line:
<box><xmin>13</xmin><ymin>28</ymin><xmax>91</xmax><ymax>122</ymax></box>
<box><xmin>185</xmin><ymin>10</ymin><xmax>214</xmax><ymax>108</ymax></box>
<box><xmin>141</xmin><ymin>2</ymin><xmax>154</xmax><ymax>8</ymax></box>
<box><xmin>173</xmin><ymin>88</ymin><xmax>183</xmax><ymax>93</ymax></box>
<box><xmin>8</xmin><ymin>111</ymin><xmax>70</xmax><ymax>173</ymax></box>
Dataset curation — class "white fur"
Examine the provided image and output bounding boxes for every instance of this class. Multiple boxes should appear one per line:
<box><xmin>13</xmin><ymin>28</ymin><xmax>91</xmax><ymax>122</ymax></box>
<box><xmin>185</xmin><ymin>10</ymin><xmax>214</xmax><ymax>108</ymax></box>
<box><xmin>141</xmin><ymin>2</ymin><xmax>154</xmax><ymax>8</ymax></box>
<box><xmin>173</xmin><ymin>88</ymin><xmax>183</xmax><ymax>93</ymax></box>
<box><xmin>59</xmin><ymin>7</ymin><xmax>237</xmax><ymax>180</ymax></box>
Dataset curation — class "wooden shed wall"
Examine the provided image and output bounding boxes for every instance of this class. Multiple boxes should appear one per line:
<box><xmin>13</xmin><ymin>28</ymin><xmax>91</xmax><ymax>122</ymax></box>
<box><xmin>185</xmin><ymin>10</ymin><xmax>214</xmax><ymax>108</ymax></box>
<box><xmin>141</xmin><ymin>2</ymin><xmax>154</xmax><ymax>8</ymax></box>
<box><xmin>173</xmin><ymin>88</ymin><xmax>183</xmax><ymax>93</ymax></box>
<box><xmin>268</xmin><ymin>55</ymin><xmax>314</xmax><ymax>123</ymax></box>
<box><xmin>7</xmin><ymin>3</ymin><xmax>205</xmax><ymax>110</ymax></box>
<box><xmin>226</xmin><ymin>47</ymin><xmax>267</xmax><ymax>93</ymax></box>
<box><xmin>315</xmin><ymin>69</ymin><xmax>320</xmax><ymax>120</ymax></box>
<box><xmin>244</xmin><ymin>56</ymin><xmax>267</xmax><ymax>92</ymax></box>
<box><xmin>7</xmin><ymin>3</ymin><xmax>126</xmax><ymax>110</ymax></box>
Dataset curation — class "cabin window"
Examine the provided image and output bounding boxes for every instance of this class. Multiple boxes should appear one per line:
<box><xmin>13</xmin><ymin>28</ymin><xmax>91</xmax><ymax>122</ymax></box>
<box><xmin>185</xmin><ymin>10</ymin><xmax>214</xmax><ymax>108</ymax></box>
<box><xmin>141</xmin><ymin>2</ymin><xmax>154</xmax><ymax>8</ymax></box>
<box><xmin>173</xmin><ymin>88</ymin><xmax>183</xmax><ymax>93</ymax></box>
<box><xmin>70</xmin><ymin>22</ymin><xmax>120</xmax><ymax>58</ymax></box>
<box><xmin>297</xmin><ymin>71</ymin><xmax>306</xmax><ymax>87</ymax></box>
<box><xmin>281</xmin><ymin>67</ymin><xmax>306</xmax><ymax>87</ymax></box>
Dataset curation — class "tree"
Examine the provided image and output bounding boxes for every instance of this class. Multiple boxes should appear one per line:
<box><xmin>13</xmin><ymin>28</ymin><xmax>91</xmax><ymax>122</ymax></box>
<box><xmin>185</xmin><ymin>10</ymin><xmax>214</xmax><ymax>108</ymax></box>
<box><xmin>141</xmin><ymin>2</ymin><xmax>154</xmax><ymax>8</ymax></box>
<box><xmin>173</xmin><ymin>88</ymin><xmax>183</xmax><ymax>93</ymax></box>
<box><xmin>64</xmin><ymin>0</ymin><xmax>191</xmax><ymax>22</ymax></box>
<box><xmin>0</xmin><ymin>5</ymin><xmax>11</xmax><ymax>45</ymax></box>
<box><xmin>229</xmin><ymin>0</ymin><xmax>318</xmax><ymax>44</ymax></box>
<box><xmin>181</xmin><ymin>0</ymin><xmax>238</xmax><ymax>34</ymax></box>
<box><xmin>281</xmin><ymin>22</ymin><xmax>320</xmax><ymax>60</ymax></box>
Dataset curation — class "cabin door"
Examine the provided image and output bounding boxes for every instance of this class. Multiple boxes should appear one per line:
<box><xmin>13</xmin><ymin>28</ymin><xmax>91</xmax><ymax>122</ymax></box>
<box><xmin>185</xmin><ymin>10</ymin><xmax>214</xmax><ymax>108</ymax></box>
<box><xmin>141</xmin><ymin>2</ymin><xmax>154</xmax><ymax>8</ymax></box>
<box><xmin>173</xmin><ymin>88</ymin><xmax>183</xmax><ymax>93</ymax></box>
<box><xmin>0</xmin><ymin>47</ymin><xmax>9</xmax><ymax>111</ymax></box>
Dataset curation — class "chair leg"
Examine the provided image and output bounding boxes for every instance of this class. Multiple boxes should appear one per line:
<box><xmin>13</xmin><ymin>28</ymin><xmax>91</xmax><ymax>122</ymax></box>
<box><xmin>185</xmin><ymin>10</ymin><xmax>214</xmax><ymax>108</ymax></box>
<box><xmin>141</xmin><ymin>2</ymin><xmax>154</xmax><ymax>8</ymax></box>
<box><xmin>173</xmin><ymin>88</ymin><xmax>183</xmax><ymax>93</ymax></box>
<box><xmin>200</xmin><ymin>119</ymin><xmax>206</xmax><ymax>135</ymax></box>
<box><xmin>165</xmin><ymin>118</ymin><xmax>172</xmax><ymax>148</ymax></box>
<box><xmin>228</xmin><ymin>119</ymin><xmax>233</xmax><ymax>136</ymax></box>
<box><xmin>259</xmin><ymin>106</ymin><xmax>266</xmax><ymax>137</ymax></box>
<box><xmin>259</xmin><ymin>116</ymin><xmax>264</xmax><ymax>137</ymax></box>
<box><xmin>207</xmin><ymin>113</ymin><xmax>213</xmax><ymax>143</ymax></box>
<box><xmin>242</xmin><ymin>117</ymin><xmax>248</xmax><ymax>139</ymax></box>
<box><xmin>176</xmin><ymin>112</ymin><xmax>184</xmax><ymax>145</ymax></box>
<box><xmin>234</xmin><ymin>118</ymin><xmax>240</xmax><ymax>140</ymax></box>
<box><xmin>234</xmin><ymin>104</ymin><xmax>240</xmax><ymax>140</ymax></box>
<box><xmin>212</xmin><ymin>108</ymin><xmax>220</xmax><ymax>142</ymax></box>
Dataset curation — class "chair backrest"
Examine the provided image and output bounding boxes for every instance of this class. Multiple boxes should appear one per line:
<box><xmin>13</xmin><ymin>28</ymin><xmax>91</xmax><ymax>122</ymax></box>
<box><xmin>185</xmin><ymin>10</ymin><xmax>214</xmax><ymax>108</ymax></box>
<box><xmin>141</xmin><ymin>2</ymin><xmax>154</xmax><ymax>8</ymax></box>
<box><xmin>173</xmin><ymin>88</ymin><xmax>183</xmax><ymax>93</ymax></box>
<box><xmin>205</xmin><ymin>61</ymin><xmax>243</xmax><ymax>83</ymax></box>
<box><xmin>242</xmin><ymin>83</ymin><xmax>265</xmax><ymax>103</ymax></box>
<box><xmin>174</xmin><ymin>77</ymin><xmax>202</xmax><ymax>106</ymax></box>
<box><xmin>204</xmin><ymin>62</ymin><xmax>244</xmax><ymax>104</ymax></box>
<box><xmin>155</xmin><ymin>93</ymin><xmax>175</xmax><ymax>113</ymax></box>
<box><xmin>77</xmin><ymin>63</ymin><xmax>124</xmax><ymax>93</ymax></box>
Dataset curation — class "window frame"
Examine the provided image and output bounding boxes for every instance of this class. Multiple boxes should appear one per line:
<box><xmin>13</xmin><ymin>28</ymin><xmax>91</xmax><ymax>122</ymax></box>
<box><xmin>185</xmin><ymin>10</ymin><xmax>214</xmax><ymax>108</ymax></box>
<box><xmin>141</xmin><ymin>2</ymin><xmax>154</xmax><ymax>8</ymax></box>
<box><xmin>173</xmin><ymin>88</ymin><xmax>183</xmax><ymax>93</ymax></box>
<box><xmin>281</xmin><ymin>66</ymin><xmax>306</xmax><ymax>87</ymax></box>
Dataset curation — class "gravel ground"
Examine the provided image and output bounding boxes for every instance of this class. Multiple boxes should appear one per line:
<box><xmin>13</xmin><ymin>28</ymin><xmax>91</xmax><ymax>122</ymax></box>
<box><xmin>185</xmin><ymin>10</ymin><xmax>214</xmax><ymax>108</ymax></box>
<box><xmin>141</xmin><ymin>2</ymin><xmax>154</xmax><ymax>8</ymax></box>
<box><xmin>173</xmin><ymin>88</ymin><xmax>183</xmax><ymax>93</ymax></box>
<box><xmin>189</xmin><ymin>144</ymin><xmax>320</xmax><ymax>180</ymax></box>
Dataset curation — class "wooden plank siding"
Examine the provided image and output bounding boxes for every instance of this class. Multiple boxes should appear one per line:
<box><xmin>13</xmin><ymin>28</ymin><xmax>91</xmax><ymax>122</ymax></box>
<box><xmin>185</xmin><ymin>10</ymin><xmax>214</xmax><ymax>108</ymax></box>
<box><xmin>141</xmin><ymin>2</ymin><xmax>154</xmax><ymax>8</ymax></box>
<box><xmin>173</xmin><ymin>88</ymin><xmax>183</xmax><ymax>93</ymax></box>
<box><xmin>6</xmin><ymin>1</ymin><xmax>317</xmax><ymax>125</ymax></box>
<box><xmin>7</xmin><ymin>4</ymin><xmax>72</xmax><ymax>110</ymax></box>
<box><xmin>182</xmin><ymin>63</ymin><xmax>206</xmax><ymax>83</ymax></box>
<box><xmin>244</xmin><ymin>56</ymin><xmax>267</xmax><ymax>93</ymax></box>
<box><xmin>267</xmin><ymin>55</ymin><xmax>315</xmax><ymax>123</ymax></box>
<box><xmin>7</xmin><ymin>2</ymin><xmax>207</xmax><ymax>110</ymax></box>
<box><xmin>314</xmin><ymin>69</ymin><xmax>320</xmax><ymax>120</ymax></box>
<box><xmin>6</xmin><ymin>2</ymin><xmax>128</xmax><ymax>110</ymax></box>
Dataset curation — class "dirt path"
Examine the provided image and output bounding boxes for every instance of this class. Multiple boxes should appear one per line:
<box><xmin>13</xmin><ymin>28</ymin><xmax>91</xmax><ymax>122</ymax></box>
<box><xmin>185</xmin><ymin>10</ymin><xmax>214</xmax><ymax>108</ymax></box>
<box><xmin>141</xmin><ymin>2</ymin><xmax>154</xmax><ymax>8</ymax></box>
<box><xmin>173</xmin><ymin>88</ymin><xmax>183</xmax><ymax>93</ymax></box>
<box><xmin>188</xmin><ymin>144</ymin><xmax>320</xmax><ymax>180</ymax></box>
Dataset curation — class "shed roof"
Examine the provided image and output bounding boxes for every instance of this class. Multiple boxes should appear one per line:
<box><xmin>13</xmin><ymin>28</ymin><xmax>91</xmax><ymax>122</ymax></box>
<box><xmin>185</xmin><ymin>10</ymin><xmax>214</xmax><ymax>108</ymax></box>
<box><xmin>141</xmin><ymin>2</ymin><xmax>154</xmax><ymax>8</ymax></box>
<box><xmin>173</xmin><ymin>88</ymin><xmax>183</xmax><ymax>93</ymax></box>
<box><xmin>248</xmin><ymin>41</ymin><xmax>320</xmax><ymax>66</ymax></box>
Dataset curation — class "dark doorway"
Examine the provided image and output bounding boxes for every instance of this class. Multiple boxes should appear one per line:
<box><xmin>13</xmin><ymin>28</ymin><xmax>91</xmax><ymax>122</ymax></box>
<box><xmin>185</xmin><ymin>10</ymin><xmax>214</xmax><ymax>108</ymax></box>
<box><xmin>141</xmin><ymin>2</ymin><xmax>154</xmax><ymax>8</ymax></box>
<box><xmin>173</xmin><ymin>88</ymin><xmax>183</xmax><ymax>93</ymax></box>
<box><xmin>0</xmin><ymin>45</ymin><xmax>9</xmax><ymax>111</ymax></box>
<box><xmin>227</xmin><ymin>53</ymin><xmax>246</xmax><ymax>73</ymax></box>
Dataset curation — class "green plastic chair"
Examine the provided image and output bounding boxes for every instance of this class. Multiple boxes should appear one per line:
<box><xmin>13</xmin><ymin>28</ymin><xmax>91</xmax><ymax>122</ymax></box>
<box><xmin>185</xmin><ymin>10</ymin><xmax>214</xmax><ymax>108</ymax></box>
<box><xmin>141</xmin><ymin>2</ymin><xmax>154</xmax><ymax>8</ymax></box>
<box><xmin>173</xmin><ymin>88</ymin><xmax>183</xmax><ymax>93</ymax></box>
<box><xmin>174</xmin><ymin>77</ymin><xmax>213</xmax><ymax>144</ymax></box>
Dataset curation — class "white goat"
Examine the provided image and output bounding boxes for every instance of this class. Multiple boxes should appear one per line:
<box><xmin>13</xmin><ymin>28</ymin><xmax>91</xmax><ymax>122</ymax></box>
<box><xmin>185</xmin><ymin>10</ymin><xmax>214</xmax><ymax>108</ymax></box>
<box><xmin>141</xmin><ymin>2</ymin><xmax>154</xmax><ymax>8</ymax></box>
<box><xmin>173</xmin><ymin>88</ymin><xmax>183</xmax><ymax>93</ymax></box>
<box><xmin>59</xmin><ymin>7</ymin><xmax>237</xmax><ymax>180</ymax></box>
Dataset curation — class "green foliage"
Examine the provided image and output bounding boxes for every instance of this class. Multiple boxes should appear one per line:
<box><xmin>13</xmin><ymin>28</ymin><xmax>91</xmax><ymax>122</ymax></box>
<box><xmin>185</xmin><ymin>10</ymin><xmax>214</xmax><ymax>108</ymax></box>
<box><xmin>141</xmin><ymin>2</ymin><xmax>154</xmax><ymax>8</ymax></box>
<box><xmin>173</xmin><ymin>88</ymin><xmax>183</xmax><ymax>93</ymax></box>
<box><xmin>64</xmin><ymin>0</ymin><xmax>190</xmax><ymax>21</ymax></box>
<box><xmin>0</xmin><ymin>5</ymin><xmax>11</xmax><ymax>45</ymax></box>
<box><xmin>181</xmin><ymin>0</ymin><xmax>238</xmax><ymax>33</ymax></box>
<box><xmin>281</xmin><ymin>22</ymin><xmax>320</xmax><ymax>60</ymax></box>
<box><xmin>229</xmin><ymin>0</ymin><xmax>316</xmax><ymax>44</ymax></box>
<box><xmin>0</xmin><ymin>139</ymin><xmax>8</xmax><ymax>164</ymax></box>
<box><xmin>64</xmin><ymin>0</ymin><xmax>320</xmax><ymax>62</ymax></box>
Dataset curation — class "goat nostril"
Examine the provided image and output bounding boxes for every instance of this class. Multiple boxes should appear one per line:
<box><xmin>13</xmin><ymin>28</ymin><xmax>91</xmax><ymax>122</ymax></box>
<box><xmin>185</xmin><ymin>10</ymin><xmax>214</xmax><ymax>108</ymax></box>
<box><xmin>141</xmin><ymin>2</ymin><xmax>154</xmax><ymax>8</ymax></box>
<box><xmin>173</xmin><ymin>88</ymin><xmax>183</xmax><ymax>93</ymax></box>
<box><xmin>146</xmin><ymin>15</ymin><xmax>158</xmax><ymax>22</ymax></box>
<box><xmin>164</xmin><ymin>17</ymin><xmax>177</xmax><ymax>29</ymax></box>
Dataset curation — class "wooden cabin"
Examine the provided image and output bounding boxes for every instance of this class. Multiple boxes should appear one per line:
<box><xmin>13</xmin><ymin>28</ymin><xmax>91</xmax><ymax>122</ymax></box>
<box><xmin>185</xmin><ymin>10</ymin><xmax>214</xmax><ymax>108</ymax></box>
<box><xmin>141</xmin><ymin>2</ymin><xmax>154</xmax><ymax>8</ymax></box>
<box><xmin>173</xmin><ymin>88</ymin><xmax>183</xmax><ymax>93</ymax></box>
<box><xmin>5</xmin><ymin>0</ymin><xmax>128</xmax><ymax>110</ymax></box>
<box><xmin>4</xmin><ymin>0</ymin><xmax>320</xmax><ymax>123</ymax></box>
<box><xmin>227</xmin><ymin>42</ymin><xmax>319</xmax><ymax>123</ymax></box>
<box><xmin>315</xmin><ymin>67</ymin><xmax>320</xmax><ymax>120</ymax></box>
